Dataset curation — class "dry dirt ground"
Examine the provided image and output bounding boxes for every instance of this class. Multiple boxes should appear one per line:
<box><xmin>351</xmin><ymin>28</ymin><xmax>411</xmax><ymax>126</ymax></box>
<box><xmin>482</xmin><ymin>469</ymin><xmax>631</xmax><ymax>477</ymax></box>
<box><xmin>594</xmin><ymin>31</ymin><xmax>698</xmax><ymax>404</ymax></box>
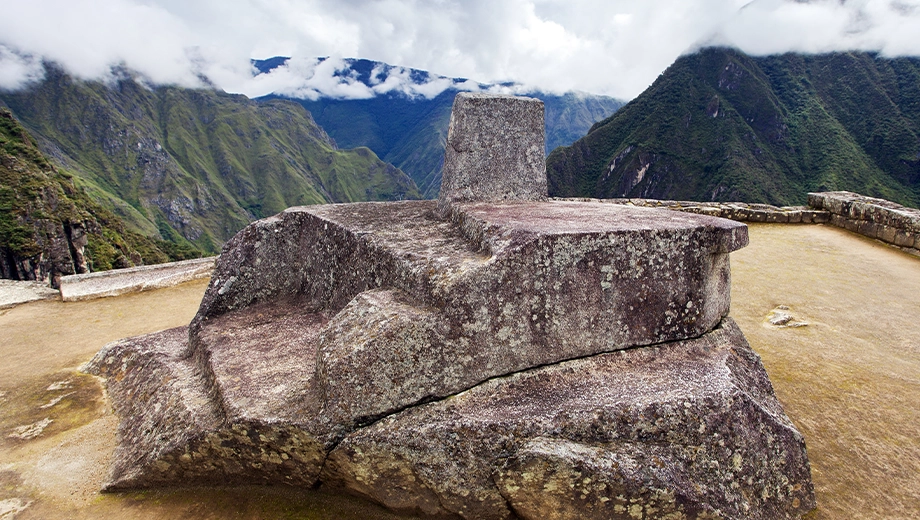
<box><xmin>0</xmin><ymin>223</ymin><xmax>917</xmax><ymax>519</ymax></box>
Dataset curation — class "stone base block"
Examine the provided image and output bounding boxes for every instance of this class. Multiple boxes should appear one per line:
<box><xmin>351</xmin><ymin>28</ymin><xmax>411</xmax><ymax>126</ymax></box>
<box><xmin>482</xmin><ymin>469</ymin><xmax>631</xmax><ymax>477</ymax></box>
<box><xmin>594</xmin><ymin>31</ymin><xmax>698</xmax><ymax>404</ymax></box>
<box><xmin>322</xmin><ymin>319</ymin><xmax>815</xmax><ymax>520</ymax></box>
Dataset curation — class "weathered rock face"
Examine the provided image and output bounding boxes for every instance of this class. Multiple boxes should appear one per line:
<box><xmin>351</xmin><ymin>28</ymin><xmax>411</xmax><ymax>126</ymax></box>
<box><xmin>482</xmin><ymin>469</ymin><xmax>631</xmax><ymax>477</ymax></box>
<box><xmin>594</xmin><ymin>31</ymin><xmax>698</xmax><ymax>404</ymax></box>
<box><xmin>86</xmin><ymin>93</ymin><xmax>814</xmax><ymax>519</ymax></box>
<box><xmin>87</xmin><ymin>317</ymin><xmax>329</xmax><ymax>489</ymax></box>
<box><xmin>322</xmin><ymin>320</ymin><xmax>814</xmax><ymax>520</ymax></box>
<box><xmin>187</xmin><ymin>199</ymin><xmax>746</xmax><ymax>441</ymax></box>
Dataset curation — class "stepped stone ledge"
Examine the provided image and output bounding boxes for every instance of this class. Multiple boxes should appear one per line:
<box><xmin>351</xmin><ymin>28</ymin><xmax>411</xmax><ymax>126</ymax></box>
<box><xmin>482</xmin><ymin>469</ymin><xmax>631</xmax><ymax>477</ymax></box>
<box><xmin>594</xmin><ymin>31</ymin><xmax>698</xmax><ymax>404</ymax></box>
<box><xmin>86</xmin><ymin>93</ymin><xmax>815</xmax><ymax>519</ymax></box>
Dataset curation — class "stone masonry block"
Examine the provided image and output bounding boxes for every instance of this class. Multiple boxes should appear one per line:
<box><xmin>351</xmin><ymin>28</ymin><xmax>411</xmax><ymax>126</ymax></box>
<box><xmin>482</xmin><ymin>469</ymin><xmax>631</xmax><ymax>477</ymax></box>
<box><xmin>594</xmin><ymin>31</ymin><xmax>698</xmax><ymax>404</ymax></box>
<box><xmin>895</xmin><ymin>229</ymin><xmax>916</xmax><ymax>247</ymax></box>
<box><xmin>878</xmin><ymin>224</ymin><xmax>898</xmax><ymax>244</ymax></box>
<box><xmin>439</xmin><ymin>93</ymin><xmax>546</xmax><ymax>210</ymax></box>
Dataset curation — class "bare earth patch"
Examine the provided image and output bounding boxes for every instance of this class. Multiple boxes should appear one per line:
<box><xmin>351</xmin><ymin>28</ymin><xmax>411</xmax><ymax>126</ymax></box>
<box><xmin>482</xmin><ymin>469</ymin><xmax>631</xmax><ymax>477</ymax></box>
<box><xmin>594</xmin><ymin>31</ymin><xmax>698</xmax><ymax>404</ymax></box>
<box><xmin>731</xmin><ymin>224</ymin><xmax>920</xmax><ymax>520</ymax></box>
<box><xmin>0</xmin><ymin>223</ymin><xmax>918</xmax><ymax>519</ymax></box>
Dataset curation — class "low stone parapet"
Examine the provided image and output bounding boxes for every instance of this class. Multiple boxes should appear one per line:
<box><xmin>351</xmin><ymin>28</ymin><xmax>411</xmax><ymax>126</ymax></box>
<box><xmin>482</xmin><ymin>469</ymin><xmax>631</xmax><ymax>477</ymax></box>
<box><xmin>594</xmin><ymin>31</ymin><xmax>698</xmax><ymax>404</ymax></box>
<box><xmin>808</xmin><ymin>191</ymin><xmax>920</xmax><ymax>256</ymax></box>
<box><xmin>562</xmin><ymin>193</ymin><xmax>920</xmax><ymax>258</ymax></box>
<box><xmin>0</xmin><ymin>279</ymin><xmax>60</xmax><ymax>308</ymax></box>
<box><xmin>558</xmin><ymin>197</ymin><xmax>831</xmax><ymax>224</ymax></box>
<box><xmin>59</xmin><ymin>256</ymin><xmax>215</xmax><ymax>301</ymax></box>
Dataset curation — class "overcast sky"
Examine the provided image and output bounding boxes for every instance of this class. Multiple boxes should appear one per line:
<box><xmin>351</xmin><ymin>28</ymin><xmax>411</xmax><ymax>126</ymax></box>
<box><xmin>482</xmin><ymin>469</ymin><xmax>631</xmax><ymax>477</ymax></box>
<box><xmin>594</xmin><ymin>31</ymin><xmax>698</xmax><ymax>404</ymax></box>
<box><xmin>1</xmin><ymin>0</ymin><xmax>919</xmax><ymax>100</ymax></box>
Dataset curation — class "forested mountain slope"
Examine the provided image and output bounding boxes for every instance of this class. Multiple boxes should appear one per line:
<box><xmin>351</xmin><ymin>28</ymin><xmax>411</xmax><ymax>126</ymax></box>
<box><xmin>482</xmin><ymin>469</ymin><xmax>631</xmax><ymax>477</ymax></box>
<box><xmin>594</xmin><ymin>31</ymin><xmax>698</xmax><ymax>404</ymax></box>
<box><xmin>1</xmin><ymin>65</ymin><xmax>419</xmax><ymax>254</ymax></box>
<box><xmin>547</xmin><ymin>48</ymin><xmax>920</xmax><ymax>208</ymax></box>
<box><xmin>256</xmin><ymin>58</ymin><xmax>624</xmax><ymax>198</ymax></box>
<box><xmin>1</xmin><ymin>108</ymin><xmax>199</xmax><ymax>284</ymax></box>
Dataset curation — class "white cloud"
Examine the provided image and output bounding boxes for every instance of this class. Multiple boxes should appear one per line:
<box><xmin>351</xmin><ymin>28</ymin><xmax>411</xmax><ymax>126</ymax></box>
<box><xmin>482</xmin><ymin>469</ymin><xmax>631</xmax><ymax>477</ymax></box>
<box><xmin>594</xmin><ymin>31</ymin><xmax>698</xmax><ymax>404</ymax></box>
<box><xmin>0</xmin><ymin>0</ymin><xmax>918</xmax><ymax>99</ymax></box>
<box><xmin>0</xmin><ymin>46</ymin><xmax>45</xmax><ymax>91</ymax></box>
<box><xmin>711</xmin><ymin>0</ymin><xmax>920</xmax><ymax>57</ymax></box>
<box><xmin>231</xmin><ymin>57</ymin><xmax>471</xmax><ymax>100</ymax></box>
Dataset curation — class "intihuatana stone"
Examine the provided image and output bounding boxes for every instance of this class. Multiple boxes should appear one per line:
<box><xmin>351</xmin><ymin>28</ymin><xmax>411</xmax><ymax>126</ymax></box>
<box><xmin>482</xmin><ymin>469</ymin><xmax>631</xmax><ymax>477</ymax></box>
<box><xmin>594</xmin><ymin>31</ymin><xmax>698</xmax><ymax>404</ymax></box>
<box><xmin>87</xmin><ymin>92</ymin><xmax>814</xmax><ymax>519</ymax></box>
<box><xmin>439</xmin><ymin>93</ymin><xmax>547</xmax><ymax>210</ymax></box>
<box><xmin>185</xmin><ymin>199</ymin><xmax>747</xmax><ymax>441</ymax></box>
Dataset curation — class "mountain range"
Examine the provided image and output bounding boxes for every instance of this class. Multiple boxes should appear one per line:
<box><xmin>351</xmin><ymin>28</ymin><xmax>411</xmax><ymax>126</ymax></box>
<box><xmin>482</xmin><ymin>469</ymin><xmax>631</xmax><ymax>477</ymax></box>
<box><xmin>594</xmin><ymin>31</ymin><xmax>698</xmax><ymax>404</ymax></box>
<box><xmin>254</xmin><ymin>58</ymin><xmax>625</xmax><ymax>197</ymax></box>
<box><xmin>1</xmin><ymin>107</ymin><xmax>199</xmax><ymax>284</ymax></box>
<box><xmin>547</xmin><ymin>48</ymin><xmax>920</xmax><ymax>208</ymax></box>
<box><xmin>5</xmin><ymin>48</ymin><xmax>920</xmax><ymax>281</ymax></box>
<box><xmin>0</xmin><ymin>64</ymin><xmax>418</xmax><ymax>256</ymax></box>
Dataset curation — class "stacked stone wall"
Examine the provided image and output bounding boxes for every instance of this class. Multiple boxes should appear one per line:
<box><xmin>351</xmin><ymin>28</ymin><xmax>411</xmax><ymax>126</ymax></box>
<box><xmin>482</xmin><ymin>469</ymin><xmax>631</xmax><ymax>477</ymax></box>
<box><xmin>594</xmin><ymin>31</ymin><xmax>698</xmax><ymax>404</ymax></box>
<box><xmin>808</xmin><ymin>191</ymin><xmax>920</xmax><ymax>257</ymax></box>
<box><xmin>561</xmin><ymin>191</ymin><xmax>920</xmax><ymax>258</ymax></box>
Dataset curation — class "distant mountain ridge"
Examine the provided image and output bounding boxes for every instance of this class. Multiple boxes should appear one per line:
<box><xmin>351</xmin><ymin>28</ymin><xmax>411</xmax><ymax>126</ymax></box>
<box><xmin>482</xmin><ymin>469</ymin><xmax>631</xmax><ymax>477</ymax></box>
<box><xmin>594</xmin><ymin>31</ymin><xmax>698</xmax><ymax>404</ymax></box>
<box><xmin>253</xmin><ymin>57</ymin><xmax>625</xmax><ymax>197</ymax></box>
<box><xmin>547</xmin><ymin>48</ymin><xmax>920</xmax><ymax>208</ymax></box>
<box><xmin>1</xmin><ymin>64</ymin><xmax>419</xmax><ymax>254</ymax></box>
<box><xmin>1</xmin><ymin>107</ymin><xmax>198</xmax><ymax>285</ymax></box>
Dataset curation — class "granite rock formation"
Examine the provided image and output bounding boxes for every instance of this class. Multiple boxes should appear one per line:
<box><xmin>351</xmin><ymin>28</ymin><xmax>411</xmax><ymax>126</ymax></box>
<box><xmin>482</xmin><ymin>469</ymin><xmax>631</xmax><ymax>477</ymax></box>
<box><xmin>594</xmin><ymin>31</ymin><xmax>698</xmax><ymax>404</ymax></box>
<box><xmin>86</xmin><ymin>93</ymin><xmax>815</xmax><ymax>519</ymax></box>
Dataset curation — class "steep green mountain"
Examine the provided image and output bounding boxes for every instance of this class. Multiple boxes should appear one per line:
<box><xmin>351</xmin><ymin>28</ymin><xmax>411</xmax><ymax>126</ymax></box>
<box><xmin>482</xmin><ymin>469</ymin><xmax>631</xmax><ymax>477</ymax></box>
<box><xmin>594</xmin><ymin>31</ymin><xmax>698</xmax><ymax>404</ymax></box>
<box><xmin>255</xmin><ymin>58</ymin><xmax>624</xmax><ymax>198</ymax></box>
<box><xmin>1</xmin><ymin>108</ymin><xmax>199</xmax><ymax>285</ymax></box>
<box><xmin>547</xmin><ymin>48</ymin><xmax>920</xmax><ymax>208</ymax></box>
<box><xmin>1</xmin><ymin>65</ymin><xmax>419</xmax><ymax>254</ymax></box>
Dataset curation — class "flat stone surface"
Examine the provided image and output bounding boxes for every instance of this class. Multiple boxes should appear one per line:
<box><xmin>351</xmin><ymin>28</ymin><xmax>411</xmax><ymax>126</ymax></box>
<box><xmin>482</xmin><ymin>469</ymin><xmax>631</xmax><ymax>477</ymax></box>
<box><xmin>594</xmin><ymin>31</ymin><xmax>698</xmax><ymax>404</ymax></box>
<box><xmin>439</xmin><ymin>93</ymin><xmax>546</xmax><ymax>209</ymax></box>
<box><xmin>323</xmin><ymin>319</ymin><xmax>815</xmax><ymax>520</ymax></box>
<box><xmin>0</xmin><ymin>279</ymin><xmax>59</xmax><ymax>308</ymax></box>
<box><xmin>572</xmin><ymin>197</ymin><xmax>833</xmax><ymax>225</ymax></box>
<box><xmin>454</xmin><ymin>200</ymin><xmax>746</xmax><ymax>249</ymax></box>
<box><xmin>60</xmin><ymin>257</ymin><xmax>215</xmax><ymax>302</ymax></box>
<box><xmin>194</xmin><ymin>300</ymin><xmax>331</xmax><ymax>426</ymax></box>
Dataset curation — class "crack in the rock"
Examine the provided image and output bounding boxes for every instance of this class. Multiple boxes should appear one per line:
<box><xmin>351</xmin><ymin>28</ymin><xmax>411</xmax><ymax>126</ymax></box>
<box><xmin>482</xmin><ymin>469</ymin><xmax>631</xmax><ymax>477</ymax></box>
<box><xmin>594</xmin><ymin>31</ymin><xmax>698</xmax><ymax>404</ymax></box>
<box><xmin>321</xmin><ymin>318</ymin><xmax>728</xmax><ymax>457</ymax></box>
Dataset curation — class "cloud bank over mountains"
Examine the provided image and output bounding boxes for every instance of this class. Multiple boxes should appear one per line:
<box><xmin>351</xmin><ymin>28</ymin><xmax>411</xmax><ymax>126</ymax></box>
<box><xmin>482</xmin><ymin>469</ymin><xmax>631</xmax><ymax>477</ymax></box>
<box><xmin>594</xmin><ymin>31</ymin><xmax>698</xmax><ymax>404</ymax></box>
<box><xmin>245</xmin><ymin>57</ymin><xmax>487</xmax><ymax>101</ymax></box>
<box><xmin>1</xmin><ymin>0</ymin><xmax>919</xmax><ymax>100</ymax></box>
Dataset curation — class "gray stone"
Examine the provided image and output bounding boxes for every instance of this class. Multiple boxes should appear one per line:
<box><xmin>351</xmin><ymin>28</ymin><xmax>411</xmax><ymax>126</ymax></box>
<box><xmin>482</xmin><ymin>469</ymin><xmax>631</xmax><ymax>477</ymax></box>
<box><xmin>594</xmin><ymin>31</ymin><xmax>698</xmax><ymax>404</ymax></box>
<box><xmin>85</xmin><ymin>319</ymin><xmax>329</xmax><ymax>490</ymax></box>
<box><xmin>807</xmin><ymin>191</ymin><xmax>920</xmax><ymax>239</ymax></box>
<box><xmin>0</xmin><ymin>279</ymin><xmax>59</xmax><ymax>309</ymax></box>
<box><xmin>766</xmin><ymin>211</ymin><xmax>789</xmax><ymax>223</ymax></box>
<box><xmin>91</xmin><ymin>198</ymin><xmax>755</xmax><ymax>496</ymax></box>
<box><xmin>190</xmin><ymin>200</ymin><xmax>746</xmax><ymax>436</ymax></box>
<box><xmin>802</xmin><ymin>210</ymin><xmax>830</xmax><ymax>224</ymax></box>
<box><xmin>843</xmin><ymin>218</ymin><xmax>859</xmax><ymax>232</ymax></box>
<box><xmin>878</xmin><ymin>224</ymin><xmax>898</xmax><ymax>244</ymax></box>
<box><xmin>60</xmin><ymin>256</ymin><xmax>215</xmax><ymax>301</ymax></box>
<box><xmin>87</xmin><ymin>101</ymin><xmax>815</xmax><ymax>519</ymax></box>
<box><xmin>323</xmin><ymin>320</ymin><xmax>815</xmax><ymax>520</ymax></box>
<box><xmin>749</xmin><ymin>210</ymin><xmax>770</xmax><ymax>222</ymax></box>
<box><xmin>786</xmin><ymin>210</ymin><xmax>803</xmax><ymax>223</ymax></box>
<box><xmin>316</xmin><ymin>288</ymin><xmax>447</xmax><ymax>437</ymax></box>
<box><xmin>439</xmin><ymin>93</ymin><xmax>546</xmax><ymax>211</ymax></box>
<box><xmin>857</xmin><ymin>220</ymin><xmax>879</xmax><ymax>239</ymax></box>
<box><xmin>894</xmin><ymin>229</ymin><xmax>916</xmax><ymax>247</ymax></box>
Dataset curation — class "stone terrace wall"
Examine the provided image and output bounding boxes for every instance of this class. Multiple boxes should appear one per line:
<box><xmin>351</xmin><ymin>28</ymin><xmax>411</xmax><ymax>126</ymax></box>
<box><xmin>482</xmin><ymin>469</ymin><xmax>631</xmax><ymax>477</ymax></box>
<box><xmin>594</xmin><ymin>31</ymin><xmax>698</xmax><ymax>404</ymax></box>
<box><xmin>561</xmin><ymin>191</ymin><xmax>920</xmax><ymax>258</ymax></box>
<box><xmin>809</xmin><ymin>191</ymin><xmax>920</xmax><ymax>256</ymax></box>
<box><xmin>562</xmin><ymin>197</ymin><xmax>831</xmax><ymax>224</ymax></box>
